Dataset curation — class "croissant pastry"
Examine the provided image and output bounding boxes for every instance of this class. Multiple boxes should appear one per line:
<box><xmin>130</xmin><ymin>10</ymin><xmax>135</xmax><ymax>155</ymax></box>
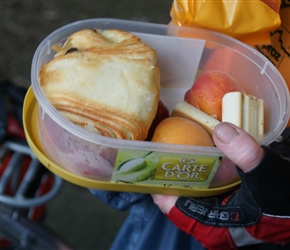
<box><xmin>39</xmin><ymin>29</ymin><xmax>160</xmax><ymax>140</ymax></box>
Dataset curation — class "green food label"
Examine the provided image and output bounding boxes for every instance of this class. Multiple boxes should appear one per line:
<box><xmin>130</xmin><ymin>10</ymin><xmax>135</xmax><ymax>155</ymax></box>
<box><xmin>112</xmin><ymin>150</ymin><xmax>220</xmax><ymax>189</ymax></box>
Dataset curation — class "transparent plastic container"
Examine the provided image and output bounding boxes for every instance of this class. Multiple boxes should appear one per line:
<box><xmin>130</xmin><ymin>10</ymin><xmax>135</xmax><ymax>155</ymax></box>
<box><xmin>27</xmin><ymin>18</ymin><xmax>290</xmax><ymax>195</ymax></box>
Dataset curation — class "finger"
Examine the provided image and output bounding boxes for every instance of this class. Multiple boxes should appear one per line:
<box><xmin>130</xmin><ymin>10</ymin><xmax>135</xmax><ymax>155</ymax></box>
<box><xmin>213</xmin><ymin>122</ymin><xmax>264</xmax><ymax>173</ymax></box>
<box><xmin>151</xmin><ymin>194</ymin><xmax>178</xmax><ymax>214</ymax></box>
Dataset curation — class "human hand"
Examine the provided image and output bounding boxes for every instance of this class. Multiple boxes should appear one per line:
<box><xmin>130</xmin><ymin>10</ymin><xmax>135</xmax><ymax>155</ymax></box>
<box><xmin>152</xmin><ymin>122</ymin><xmax>290</xmax><ymax>249</ymax></box>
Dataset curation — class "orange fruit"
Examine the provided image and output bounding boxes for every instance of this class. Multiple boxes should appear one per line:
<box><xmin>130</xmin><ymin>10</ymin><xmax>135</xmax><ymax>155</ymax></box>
<box><xmin>151</xmin><ymin>117</ymin><xmax>214</xmax><ymax>146</ymax></box>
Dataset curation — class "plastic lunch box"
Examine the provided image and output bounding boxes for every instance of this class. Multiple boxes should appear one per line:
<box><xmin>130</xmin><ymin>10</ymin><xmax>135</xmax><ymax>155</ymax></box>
<box><xmin>23</xmin><ymin>18</ymin><xmax>290</xmax><ymax>196</ymax></box>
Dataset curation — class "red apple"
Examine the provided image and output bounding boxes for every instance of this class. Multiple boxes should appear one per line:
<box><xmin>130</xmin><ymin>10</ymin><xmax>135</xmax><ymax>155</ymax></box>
<box><xmin>184</xmin><ymin>89</ymin><xmax>197</xmax><ymax>107</ymax></box>
<box><xmin>185</xmin><ymin>70</ymin><xmax>243</xmax><ymax>121</ymax></box>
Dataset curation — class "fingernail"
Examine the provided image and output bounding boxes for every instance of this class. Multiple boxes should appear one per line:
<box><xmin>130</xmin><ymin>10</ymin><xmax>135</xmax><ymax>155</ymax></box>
<box><xmin>214</xmin><ymin>123</ymin><xmax>239</xmax><ymax>144</ymax></box>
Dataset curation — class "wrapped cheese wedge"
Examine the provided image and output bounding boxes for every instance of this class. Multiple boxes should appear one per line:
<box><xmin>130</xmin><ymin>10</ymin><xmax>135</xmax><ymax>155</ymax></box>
<box><xmin>39</xmin><ymin>29</ymin><xmax>160</xmax><ymax>140</ymax></box>
<box><xmin>222</xmin><ymin>92</ymin><xmax>264</xmax><ymax>138</ymax></box>
<box><xmin>172</xmin><ymin>101</ymin><xmax>220</xmax><ymax>136</ymax></box>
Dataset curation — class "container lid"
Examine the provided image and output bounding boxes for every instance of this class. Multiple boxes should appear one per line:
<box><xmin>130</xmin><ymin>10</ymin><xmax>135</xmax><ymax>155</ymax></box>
<box><xmin>23</xmin><ymin>87</ymin><xmax>240</xmax><ymax>197</ymax></box>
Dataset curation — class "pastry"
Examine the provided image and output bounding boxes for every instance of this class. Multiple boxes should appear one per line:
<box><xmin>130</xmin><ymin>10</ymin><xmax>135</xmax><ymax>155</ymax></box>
<box><xmin>39</xmin><ymin>29</ymin><xmax>160</xmax><ymax>140</ymax></box>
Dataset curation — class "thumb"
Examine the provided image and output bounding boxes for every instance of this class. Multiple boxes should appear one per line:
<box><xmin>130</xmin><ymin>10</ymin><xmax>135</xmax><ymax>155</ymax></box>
<box><xmin>213</xmin><ymin>122</ymin><xmax>264</xmax><ymax>173</ymax></box>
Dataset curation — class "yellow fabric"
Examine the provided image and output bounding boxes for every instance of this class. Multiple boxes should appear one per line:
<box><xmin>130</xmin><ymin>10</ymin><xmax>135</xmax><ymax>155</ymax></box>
<box><xmin>170</xmin><ymin>0</ymin><xmax>281</xmax><ymax>44</ymax></box>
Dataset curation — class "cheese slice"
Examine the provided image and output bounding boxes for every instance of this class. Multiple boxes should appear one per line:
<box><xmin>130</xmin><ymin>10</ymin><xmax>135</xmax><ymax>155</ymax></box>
<box><xmin>222</xmin><ymin>92</ymin><xmax>264</xmax><ymax>138</ymax></box>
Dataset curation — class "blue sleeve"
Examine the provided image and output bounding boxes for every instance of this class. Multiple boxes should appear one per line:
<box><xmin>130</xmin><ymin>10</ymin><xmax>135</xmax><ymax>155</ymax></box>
<box><xmin>89</xmin><ymin>189</ymin><xmax>148</xmax><ymax>211</ymax></box>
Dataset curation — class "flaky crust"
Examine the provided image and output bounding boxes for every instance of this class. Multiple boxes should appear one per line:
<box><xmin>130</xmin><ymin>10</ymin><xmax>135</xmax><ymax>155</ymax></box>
<box><xmin>39</xmin><ymin>29</ymin><xmax>160</xmax><ymax>140</ymax></box>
